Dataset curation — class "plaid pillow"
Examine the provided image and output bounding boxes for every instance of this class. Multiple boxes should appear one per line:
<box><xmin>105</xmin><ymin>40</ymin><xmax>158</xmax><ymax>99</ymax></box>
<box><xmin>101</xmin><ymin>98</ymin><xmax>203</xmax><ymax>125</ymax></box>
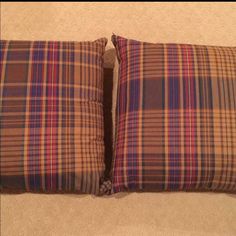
<box><xmin>112</xmin><ymin>35</ymin><xmax>236</xmax><ymax>193</ymax></box>
<box><xmin>0</xmin><ymin>39</ymin><xmax>107</xmax><ymax>194</ymax></box>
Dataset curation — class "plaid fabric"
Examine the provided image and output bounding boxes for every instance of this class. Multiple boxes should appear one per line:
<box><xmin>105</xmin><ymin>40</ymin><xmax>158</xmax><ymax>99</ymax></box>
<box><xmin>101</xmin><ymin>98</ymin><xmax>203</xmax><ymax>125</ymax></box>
<box><xmin>112</xmin><ymin>35</ymin><xmax>236</xmax><ymax>193</ymax></box>
<box><xmin>0</xmin><ymin>39</ymin><xmax>107</xmax><ymax>194</ymax></box>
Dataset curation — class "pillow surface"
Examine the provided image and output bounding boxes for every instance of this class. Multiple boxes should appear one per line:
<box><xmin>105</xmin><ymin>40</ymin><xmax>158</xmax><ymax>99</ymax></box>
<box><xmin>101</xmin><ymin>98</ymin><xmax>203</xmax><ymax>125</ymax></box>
<box><xmin>0</xmin><ymin>39</ymin><xmax>107</xmax><ymax>194</ymax></box>
<box><xmin>112</xmin><ymin>35</ymin><xmax>236</xmax><ymax>193</ymax></box>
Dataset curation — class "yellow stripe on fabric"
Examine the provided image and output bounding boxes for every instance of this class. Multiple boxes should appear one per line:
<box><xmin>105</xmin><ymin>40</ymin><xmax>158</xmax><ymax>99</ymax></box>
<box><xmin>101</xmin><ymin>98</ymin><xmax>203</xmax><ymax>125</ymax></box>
<box><xmin>0</xmin><ymin>60</ymin><xmax>102</xmax><ymax>69</ymax></box>
<box><xmin>211</xmin><ymin>47</ymin><xmax>223</xmax><ymax>190</ymax></box>
<box><xmin>218</xmin><ymin>47</ymin><xmax>228</xmax><ymax>191</ymax></box>
<box><xmin>219</xmin><ymin>47</ymin><xmax>231</xmax><ymax>191</ymax></box>
<box><xmin>23</xmin><ymin>41</ymin><xmax>33</xmax><ymax>191</ymax></box>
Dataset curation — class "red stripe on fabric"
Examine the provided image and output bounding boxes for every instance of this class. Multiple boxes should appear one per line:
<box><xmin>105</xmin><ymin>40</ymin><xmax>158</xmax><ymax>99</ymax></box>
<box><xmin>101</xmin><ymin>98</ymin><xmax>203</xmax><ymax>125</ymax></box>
<box><xmin>51</xmin><ymin>42</ymin><xmax>59</xmax><ymax>190</ymax></box>
<box><xmin>181</xmin><ymin>45</ymin><xmax>197</xmax><ymax>189</ymax></box>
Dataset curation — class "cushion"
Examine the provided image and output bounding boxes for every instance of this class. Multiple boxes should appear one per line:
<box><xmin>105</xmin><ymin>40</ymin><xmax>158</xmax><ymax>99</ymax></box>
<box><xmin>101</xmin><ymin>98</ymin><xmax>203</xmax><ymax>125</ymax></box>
<box><xmin>0</xmin><ymin>38</ymin><xmax>107</xmax><ymax>194</ymax></box>
<box><xmin>111</xmin><ymin>35</ymin><xmax>236</xmax><ymax>193</ymax></box>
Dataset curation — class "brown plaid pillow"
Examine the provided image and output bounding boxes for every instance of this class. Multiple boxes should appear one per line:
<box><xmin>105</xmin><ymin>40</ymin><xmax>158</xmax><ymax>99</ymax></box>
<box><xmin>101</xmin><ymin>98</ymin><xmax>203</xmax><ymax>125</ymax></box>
<box><xmin>112</xmin><ymin>35</ymin><xmax>236</xmax><ymax>193</ymax></box>
<box><xmin>0</xmin><ymin>39</ymin><xmax>107</xmax><ymax>194</ymax></box>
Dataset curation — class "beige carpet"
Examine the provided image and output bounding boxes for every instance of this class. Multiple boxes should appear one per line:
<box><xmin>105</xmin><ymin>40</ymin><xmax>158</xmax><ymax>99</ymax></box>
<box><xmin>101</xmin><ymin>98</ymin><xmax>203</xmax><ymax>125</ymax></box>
<box><xmin>1</xmin><ymin>193</ymin><xmax>236</xmax><ymax>236</ymax></box>
<box><xmin>1</xmin><ymin>2</ymin><xmax>236</xmax><ymax>236</ymax></box>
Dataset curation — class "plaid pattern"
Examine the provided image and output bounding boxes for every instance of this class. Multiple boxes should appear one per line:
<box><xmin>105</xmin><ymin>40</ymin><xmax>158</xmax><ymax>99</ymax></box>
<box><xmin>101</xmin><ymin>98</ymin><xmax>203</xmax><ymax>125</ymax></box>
<box><xmin>0</xmin><ymin>39</ymin><xmax>107</xmax><ymax>194</ymax></box>
<box><xmin>112</xmin><ymin>35</ymin><xmax>236</xmax><ymax>193</ymax></box>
